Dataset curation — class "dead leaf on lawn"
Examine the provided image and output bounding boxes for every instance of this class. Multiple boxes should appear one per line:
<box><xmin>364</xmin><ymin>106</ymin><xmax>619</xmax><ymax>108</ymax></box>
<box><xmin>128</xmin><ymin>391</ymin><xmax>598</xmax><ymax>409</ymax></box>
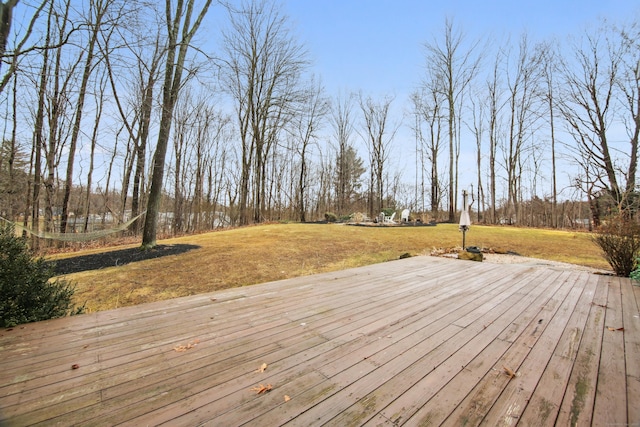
<box><xmin>255</xmin><ymin>363</ymin><xmax>268</xmax><ymax>373</ymax></box>
<box><xmin>503</xmin><ymin>365</ymin><xmax>516</xmax><ymax>379</ymax></box>
<box><xmin>284</xmin><ymin>395</ymin><xmax>291</xmax><ymax>402</ymax></box>
<box><xmin>251</xmin><ymin>384</ymin><xmax>272</xmax><ymax>394</ymax></box>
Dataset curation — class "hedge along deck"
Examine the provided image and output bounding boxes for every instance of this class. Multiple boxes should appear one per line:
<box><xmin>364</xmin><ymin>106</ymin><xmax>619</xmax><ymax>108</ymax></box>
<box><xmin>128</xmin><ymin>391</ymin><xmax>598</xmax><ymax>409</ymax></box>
<box><xmin>0</xmin><ymin>256</ymin><xmax>638</xmax><ymax>426</ymax></box>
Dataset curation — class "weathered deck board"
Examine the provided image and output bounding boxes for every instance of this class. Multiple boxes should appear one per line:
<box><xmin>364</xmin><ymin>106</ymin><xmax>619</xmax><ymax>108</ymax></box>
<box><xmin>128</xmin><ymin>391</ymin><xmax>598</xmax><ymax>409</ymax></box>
<box><xmin>621</xmin><ymin>275</ymin><xmax>640</xmax><ymax>425</ymax></box>
<box><xmin>516</xmin><ymin>272</ymin><xmax>600</xmax><ymax>426</ymax></box>
<box><xmin>0</xmin><ymin>255</ymin><xmax>638</xmax><ymax>426</ymax></box>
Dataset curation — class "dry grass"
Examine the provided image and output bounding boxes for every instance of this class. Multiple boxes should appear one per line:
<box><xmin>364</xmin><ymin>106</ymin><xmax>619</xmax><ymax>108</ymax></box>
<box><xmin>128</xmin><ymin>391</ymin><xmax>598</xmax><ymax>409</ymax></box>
<box><xmin>50</xmin><ymin>223</ymin><xmax>608</xmax><ymax>313</ymax></box>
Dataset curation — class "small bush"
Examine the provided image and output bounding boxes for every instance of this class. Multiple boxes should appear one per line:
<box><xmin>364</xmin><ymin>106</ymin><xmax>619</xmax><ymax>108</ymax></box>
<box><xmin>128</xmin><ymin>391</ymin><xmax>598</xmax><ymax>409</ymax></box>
<box><xmin>630</xmin><ymin>260</ymin><xmax>640</xmax><ymax>282</ymax></box>
<box><xmin>0</xmin><ymin>223</ymin><xmax>83</xmax><ymax>327</ymax></box>
<box><xmin>591</xmin><ymin>217</ymin><xmax>640</xmax><ymax>277</ymax></box>
<box><xmin>324</xmin><ymin>212</ymin><xmax>337</xmax><ymax>223</ymax></box>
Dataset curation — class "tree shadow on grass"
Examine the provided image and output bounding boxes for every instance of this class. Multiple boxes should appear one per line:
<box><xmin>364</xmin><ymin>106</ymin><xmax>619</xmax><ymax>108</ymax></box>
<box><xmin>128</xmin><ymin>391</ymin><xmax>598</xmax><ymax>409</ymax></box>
<box><xmin>51</xmin><ymin>244</ymin><xmax>201</xmax><ymax>275</ymax></box>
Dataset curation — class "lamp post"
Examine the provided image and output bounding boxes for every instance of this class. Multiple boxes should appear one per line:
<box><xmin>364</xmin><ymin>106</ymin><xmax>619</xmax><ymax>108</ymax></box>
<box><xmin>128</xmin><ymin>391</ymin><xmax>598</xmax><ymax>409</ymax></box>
<box><xmin>459</xmin><ymin>190</ymin><xmax>471</xmax><ymax>249</ymax></box>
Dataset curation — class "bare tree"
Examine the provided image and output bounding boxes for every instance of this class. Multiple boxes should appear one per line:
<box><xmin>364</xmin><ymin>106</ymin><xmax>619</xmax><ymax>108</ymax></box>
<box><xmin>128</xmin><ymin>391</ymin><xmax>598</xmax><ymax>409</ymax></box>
<box><xmin>502</xmin><ymin>34</ymin><xmax>544</xmax><ymax>224</ymax></box>
<box><xmin>292</xmin><ymin>78</ymin><xmax>328</xmax><ymax>222</ymax></box>
<box><xmin>359</xmin><ymin>93</ymin><xmax>398</xmax><ymax>217</ymax></box>
<box><xmin>195</xmin><ymin>107</ymin><xmax>231</xmax><ymax>230</ymax></box>
<box><xmin>330</xmin><ymin>92</ymin><xmax>357</xmax><ymax>216</ymax></box>
<box><xmin>423</xmin><ymin>18</ymin><xmax>481</xmax><ymax>221</ymax></box>
<box><xmin>539</xmin><ymin>41</ymin><xmax>560</xmax><ymax>227</ymax></box>
<box><xmin>103</xmin><ymin>14</ymin><xmax>164</xmax><ymax>224</ymax></box>
<box><xmin>60</xmin><ymin>0</ymin><xmax>118</xmax><ymax>234</ymax></box>
<box><xmin>219</xmin><ymin>0</ymin><xmax>308</xmax><ymax>225</ymax></box>
<box><xmin>558</xmin><ymin>22</ymin><xmax>635</xmax><ymax>223</ymax></box>
<box><xmin>141</xmin><ymin>0</ymin><xmax>213</xmax><ymax>249</ymax></box>
<box><xmin>41</xmin><ymin>0</ymin><xmax>77</xmax><ymax>235</ymax></box>
<box><xmin>618</xmin><ymin>21</ymin><xmax>640</xmax><ymax>202</ymax></box>
<box><xmin>484</xmin><ymin>49</ymin><xmax>503</xmax><ymax>223</ymax></box>
<box><xmin>468</xmin><ymin>95</ymin><xmax>485</xmax><ymax>222</ymax></box>
<box><xmin>0</xmin><ymin>0</ymin><xmax>56</xmax><ymax>95</ymax></box>
<box><xmin>411</xmin><ymin>84</ymin><xmax>444</xmax><ymax>217</ymax></box>
<box><xmin>27</xmin><ymin>0</ymin><xmax>54</xmax><ymax>243</ymax></box>
<box><xmin>82</xmin><ymin>67</ymin><xmax>107</xmax><ymax>232</ymax></box>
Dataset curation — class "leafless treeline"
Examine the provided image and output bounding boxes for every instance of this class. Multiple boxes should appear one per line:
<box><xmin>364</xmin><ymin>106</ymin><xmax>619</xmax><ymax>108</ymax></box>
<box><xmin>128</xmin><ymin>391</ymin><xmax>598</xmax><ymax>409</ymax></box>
<box><xmin>0</xmin><ymin>1</ymin><xmax>639</xmax><ymax>246</ymax></box>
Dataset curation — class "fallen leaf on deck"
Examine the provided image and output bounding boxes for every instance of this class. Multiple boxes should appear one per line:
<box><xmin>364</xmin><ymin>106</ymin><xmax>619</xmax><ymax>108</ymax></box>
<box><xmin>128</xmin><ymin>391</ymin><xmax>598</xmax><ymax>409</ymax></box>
<box><xmin>173</xmin><ymin>339</ymin><xmax>200</xmax><ymax>352</ymax></box>
<box><xmin>284</xmin><ymin>395</ymin><xmax>291</xmax><ymax>402</ymax></box>
<box><xmin>71</xmin><ymin>364</ymin><xmax>80</xmax><ymax>370</ymax></box>
<box><xmin>255</xmin><ymin>363</ymin><xmax>268</xmax><ymax>373</ymax></box>
<box><xmin>503</xmin><ymin>365</ymin><xmax>516</xmax><ymax>379</ymax></box>
<box><xmin>251</xmin><ymin>384</ymin><xmax>272</xmax><ymax>394</ymax></box>
<box><xmin>607</xmin><ymin>327</ymin><xmax>624</xmax><ymax>331</ymax></box>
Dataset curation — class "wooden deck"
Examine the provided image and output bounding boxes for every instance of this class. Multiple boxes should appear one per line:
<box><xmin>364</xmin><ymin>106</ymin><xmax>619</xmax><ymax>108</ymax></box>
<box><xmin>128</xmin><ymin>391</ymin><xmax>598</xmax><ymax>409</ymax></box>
<box><xmin>1</xmin><ymin>256</ymin><xmax>639</xmax><ymax>426</ymax></box>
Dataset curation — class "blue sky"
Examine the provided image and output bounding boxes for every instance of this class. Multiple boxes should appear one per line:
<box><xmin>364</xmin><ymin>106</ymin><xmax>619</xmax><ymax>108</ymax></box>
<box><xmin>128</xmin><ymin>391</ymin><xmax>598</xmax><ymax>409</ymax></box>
<box><xmin>283</xmin><ymin>0</ymin><xmax>639</xmax><ymax>98</ymax></box>
<box><xmin>274</xmin><ymin>1</ymin><xmax>640</xmax><ymax>199</ymax></box>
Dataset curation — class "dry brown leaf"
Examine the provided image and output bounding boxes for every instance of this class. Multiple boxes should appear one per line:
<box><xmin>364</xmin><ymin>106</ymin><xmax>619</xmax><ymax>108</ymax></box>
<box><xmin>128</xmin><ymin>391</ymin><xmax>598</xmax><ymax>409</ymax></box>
<box><xmin>255</xmin><ymin>363</ymin><xmax>268</xmax><ymax>373</ymax></box>
<box><xmin>607</xmin><ymin>327</ymin><xmax>624</xmax><ymax>331</ymax></box>
<box><xmin>251</xmin><ymin>384</ymin><xmax>272</xmax><ymax>394</ymax></box>
<box><xmin>284</xmin><ymin>395</ymin><xmax>291</xmax><ymax>402</ymax></box>
<box><xmin>503</xmin><ymin>365</ymin><xmax>516</xmax><ymax>379</ymax></box>
<box><xmin>173</xmin><ymin>339</ymin><xmax>200</xmax><ymax>352</ymax></box>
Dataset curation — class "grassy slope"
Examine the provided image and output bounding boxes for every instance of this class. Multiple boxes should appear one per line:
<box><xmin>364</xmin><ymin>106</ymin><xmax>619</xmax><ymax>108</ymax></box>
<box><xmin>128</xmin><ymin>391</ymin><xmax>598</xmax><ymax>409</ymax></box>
<box><xmin>52</xmin><ymin>223</ymin><xmax>608</xmax><ymax>313</ymax></box>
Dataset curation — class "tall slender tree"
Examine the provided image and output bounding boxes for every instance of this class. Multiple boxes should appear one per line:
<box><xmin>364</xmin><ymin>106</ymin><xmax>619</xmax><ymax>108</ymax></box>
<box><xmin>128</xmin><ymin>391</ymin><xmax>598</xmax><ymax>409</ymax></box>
<box><xmin>60</xmin><ymin>0</ymin><xmax>114</xmax><ymax>234</ymax></box>
<box><xmin>330</xmin><ymin>92</ymin><xmax>357</xmax><ymax>215</ymax></box>
<box><xmin>412</xmin><ymin>85</ymin><xmax>444</xmax><ymax>216</ymax></box>
<box><xmin>359</xmin><ymin>93</ymin><xmax>398</xmax><ymax>217</ymax></box>
<box><xmin>293</xmin><ymin>78</ymin><xmax>328</xmax><ymax>222</ymax></box>
<box><xmin>557</xmin><ymin>22</ymin><xmax>637</xmax><ymax>224</ymax></box>
<box><xmin>220</xmin><ymin>0</ymin><xmax>308</xmax><ymax>225</ymax></box>
<box><xmin>423</xmin><ymin>19</ymin><xmax>480</xmax><ymax>221</ymax></box>
<box><xmin>142</xmin><ymin>0</ymin><xmax>213</xmax><ymax>248</ymax></box>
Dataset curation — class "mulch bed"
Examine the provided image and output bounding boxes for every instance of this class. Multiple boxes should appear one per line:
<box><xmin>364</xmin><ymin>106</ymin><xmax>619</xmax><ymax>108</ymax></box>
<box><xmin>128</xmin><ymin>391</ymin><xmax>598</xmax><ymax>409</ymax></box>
<box><xmin>50</xmin><ymin>244</ymin><xmax>200</xmax><ymax>275</ymax></box>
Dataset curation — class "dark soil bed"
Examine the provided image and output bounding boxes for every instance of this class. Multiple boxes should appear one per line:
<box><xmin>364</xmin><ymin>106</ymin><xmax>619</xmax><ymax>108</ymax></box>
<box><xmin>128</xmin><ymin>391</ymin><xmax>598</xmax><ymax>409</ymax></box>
<box><xmin>51</xmin><ymin>244</ymin><xmax>200</xmax><ymax>275</ymax></box>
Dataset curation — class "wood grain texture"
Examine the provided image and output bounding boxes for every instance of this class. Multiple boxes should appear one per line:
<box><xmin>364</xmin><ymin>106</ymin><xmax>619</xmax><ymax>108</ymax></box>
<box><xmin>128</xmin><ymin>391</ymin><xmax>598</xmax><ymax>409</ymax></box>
<box><xmin>0</xmin><ymin>256</ymin><xmax>636</xmax><ymax>426</ymax></box>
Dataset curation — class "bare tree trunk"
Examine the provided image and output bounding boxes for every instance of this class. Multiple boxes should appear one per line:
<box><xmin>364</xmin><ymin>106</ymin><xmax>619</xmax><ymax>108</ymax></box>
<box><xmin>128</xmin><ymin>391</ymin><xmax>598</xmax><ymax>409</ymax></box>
<box><xmin>142</xmin><ymin>0</ymin><xmax>212</xmax><ymax>248</ymax></box>
<box><xmin>359</xmin><ymin>94</ymin><xmax>398</xmax><ymax>217</ymax></box>
<box><xmin>295</xmin><ymin>79</ymin><xmax>327</xmax><ymax>222</ymax></box>
<box><xmin>0</xmin><ymin>0</ymin><xmax>50</xmax><ymax>95</ymax></box>
<box><xmin>220</xmin><ymin>0</ymin><xmax>308</xmax><ymax>225</ymax></box>
<box><xmin>487</xmin><ymin>52</ymin><xmax>501</xmax><ymax>224</ymax></box>
<box><xmin>104</xmin><ymin>26</ymin><xmax>163</xmax><ymax>228</ymax></box>
<box><xmin>558</xmin><ymin>25</ymin><xmax>629</xmax><ymax>219</ymax></box>
<box><xmin>29</xmin><ymin>2</ymin><xmax>54</xmax><ymax>245</ymax></box>
<box><xmin>83</xmin><ymin>72</ymin><xmax>106</xmax><ymax>232</ymax></box>
<box><xmin>544</xmin><ymin>54</ymin><xmax>558</xmax><ymax>228</ymax></box>
<box><xmin>423</xmin><ymin>19</ymin><xmax>480</xmax><ymax>222</ymax></box>
<box><xmin>44</xmin><ymin>0</ymin><xmax>75</xmax><ymax>237</ymax></box>
<box><xmin>61</xmin><ymin>0</ymin><xmax>109</xmax><ymax>234</ymax></box>
<box><xmin>331</xmin><ymin>93</ymin><xmax>356</xmax><ymax>216</ymax></box>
